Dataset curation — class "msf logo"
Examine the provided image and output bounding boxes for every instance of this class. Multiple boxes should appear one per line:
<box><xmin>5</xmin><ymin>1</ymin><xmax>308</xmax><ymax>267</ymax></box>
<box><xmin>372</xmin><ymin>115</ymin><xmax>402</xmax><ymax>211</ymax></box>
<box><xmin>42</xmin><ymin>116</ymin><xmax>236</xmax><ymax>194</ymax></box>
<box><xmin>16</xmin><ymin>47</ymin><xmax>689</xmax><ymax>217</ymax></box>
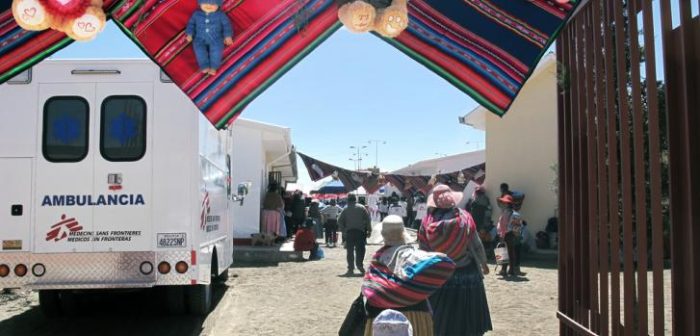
<box><xmin>46</xmin><ymin>215</ymin><xmax>83</xmax><ymax>242</ymax></box>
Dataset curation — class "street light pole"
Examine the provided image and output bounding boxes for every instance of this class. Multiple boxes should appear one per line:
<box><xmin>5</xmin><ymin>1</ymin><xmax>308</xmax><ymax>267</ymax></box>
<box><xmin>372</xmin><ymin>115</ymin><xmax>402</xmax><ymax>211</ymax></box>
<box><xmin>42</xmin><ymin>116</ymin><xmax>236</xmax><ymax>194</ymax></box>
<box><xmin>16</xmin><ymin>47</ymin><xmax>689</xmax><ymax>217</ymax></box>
<box><xmin>368</xmin><ymin>139</ymin><xmax>386</xmax><ymax>169</ymax></box>
<box><xmin>350</xmin><ymin>145</ymin><xmax>368</xmax><ymax>171</ymax></box>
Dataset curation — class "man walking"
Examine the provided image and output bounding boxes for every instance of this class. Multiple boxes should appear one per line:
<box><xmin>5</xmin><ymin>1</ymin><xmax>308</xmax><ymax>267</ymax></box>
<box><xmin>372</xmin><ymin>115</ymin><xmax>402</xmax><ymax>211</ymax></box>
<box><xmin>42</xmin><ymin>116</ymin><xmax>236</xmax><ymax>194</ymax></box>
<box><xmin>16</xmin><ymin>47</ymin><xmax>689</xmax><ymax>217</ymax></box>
<box><xmin>338</xmin><ymin>194</ymin><xmax>372</xmax><ymax>275</ymax></box>
<box><xmin>320</xmin><ymin>199</ymin><xmax>341</xmax><ymax>247</ymax></box>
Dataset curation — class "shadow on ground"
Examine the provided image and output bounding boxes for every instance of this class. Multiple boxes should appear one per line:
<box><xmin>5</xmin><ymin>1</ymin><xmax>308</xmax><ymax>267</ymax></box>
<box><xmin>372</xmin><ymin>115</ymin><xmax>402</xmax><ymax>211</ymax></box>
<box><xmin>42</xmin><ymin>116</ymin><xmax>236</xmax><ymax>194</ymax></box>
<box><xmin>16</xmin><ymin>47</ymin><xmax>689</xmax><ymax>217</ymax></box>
<box><xmin>0</xmin><ymin>282</ymin><xmax>230</xmax><ymax>336</ymax></box>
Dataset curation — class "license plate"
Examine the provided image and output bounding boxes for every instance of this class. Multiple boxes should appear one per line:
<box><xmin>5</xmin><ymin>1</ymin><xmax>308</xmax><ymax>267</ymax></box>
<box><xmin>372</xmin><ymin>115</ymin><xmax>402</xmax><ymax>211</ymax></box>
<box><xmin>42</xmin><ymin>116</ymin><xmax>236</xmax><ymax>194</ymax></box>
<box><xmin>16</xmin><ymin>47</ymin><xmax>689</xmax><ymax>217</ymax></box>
<box><xmin>157</xmin><ymin>233</ymin><xmax>186</xmax><ymax>248</ymax></box>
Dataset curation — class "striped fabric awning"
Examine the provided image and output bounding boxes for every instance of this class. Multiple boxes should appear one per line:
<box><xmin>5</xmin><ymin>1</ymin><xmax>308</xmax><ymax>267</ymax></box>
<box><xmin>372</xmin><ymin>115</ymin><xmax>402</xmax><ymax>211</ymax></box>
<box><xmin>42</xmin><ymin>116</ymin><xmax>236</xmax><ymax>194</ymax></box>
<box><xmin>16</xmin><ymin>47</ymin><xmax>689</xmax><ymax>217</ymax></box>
<box><xmin>0</xmin><ymin>0</ymin><xmax>579</xmax><ymax>127</ymax></box>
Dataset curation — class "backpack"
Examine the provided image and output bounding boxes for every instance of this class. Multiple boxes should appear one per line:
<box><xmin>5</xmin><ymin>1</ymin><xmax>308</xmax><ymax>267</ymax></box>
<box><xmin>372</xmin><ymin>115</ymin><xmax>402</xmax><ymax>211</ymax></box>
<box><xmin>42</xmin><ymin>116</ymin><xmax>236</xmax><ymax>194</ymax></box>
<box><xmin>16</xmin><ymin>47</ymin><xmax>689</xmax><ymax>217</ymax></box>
<box><xmin>511</xmin><ymin>191</ymin><xmax>526</xmax><ymax>211</ymax></box>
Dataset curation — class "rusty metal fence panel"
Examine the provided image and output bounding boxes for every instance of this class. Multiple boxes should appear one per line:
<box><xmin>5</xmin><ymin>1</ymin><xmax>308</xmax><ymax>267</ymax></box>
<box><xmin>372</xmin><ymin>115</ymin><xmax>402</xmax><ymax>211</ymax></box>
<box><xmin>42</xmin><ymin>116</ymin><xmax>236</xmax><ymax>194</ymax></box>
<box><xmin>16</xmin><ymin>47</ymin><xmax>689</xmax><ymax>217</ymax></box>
<box><xmin>556</xmin><ymin>1</ymin><xmax>699</xmax><ymax>335</ymax></box>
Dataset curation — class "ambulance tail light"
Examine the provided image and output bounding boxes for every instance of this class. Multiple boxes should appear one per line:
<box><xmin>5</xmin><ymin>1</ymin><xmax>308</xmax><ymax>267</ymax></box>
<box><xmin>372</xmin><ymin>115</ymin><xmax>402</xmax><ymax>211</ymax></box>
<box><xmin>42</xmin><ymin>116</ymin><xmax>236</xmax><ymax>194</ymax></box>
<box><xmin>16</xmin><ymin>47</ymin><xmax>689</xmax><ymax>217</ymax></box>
<box><xmin>175</xmin><ymin>261</ymin><xmax>188</xmax><ymax>274</ymax></box>
<box><xmin>158</xmin><ymin>261</ymin><xmax>171</xmax><ymax>274</ymax></box>
<box><xmin>32</xmin><ymin>263</ymin><xmax>46</xmax><ymax>277</ymax></box>
<box><xmin>0</xmin><ymin>264</ymin><xmax>9</xmax><ymax>277</ymax></box>
<box><xmin>14</xmin><ymin>264</ymin><xmax>27</xmax><ymax>277</ymax></box>
<box><xmin>139</xmin><ymin>262</ymin><xmax>153</xmax><ymax>275</ymax></box>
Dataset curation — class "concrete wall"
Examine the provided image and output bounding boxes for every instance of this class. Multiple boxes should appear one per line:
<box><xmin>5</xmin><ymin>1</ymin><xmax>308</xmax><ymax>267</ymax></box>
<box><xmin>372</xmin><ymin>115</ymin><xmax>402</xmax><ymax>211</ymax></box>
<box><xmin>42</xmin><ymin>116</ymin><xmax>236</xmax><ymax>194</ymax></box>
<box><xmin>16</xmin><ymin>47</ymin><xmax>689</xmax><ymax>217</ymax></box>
<box><xmin>230</xmin><ymin>125</ymin><xmax>265</xmax><ymax>239</ymax></box>
<box><xmin>484</xmin><ymin>62</ymin><xmax>558</xmax><ymax>235</ymax></box>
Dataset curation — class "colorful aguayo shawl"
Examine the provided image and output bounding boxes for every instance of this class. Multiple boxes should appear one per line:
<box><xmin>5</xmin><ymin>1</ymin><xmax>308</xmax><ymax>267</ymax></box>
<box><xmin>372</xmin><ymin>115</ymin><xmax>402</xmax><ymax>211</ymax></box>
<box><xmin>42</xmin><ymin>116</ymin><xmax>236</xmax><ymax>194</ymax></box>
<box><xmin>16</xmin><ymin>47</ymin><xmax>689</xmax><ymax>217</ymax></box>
<box><xmin>362</xmin><ymin>245</ymin><xmax>456</xmax><ymax>309</ymax></box>
<box><xmin>1</xmin><ymin>0</ymin><xmax>579</xmax><ymax>128</ymax></box>
<box><xmin>386</xmin><ymin>0</ymin><xmax>577</xmax><ymax>116</ymax></box>
<box><xmin>419</xmin><ymin>208</ymin><xmax>476</xmax><ymax>266</ymax></box>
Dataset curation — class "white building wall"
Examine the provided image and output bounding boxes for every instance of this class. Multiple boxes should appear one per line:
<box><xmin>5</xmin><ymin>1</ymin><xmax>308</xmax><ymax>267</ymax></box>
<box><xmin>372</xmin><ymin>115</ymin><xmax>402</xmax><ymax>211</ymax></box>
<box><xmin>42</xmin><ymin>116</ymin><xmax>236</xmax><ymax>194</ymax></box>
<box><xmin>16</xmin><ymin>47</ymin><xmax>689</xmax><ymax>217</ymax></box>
<box><xmin>230</xmin><ymin>125</ymin><xmax>264</xmax><ymax>239</ymax></box>
<box><xmin>484</xmin><ymin>63</ymin><xmax>559</xmax><ymax>234</ymax></box>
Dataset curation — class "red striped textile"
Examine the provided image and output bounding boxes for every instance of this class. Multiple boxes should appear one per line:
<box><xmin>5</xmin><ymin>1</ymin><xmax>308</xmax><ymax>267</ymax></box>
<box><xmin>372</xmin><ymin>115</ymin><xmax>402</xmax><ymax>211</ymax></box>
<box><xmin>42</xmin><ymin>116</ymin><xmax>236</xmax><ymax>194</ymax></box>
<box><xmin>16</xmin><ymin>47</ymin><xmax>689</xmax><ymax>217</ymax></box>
<box><xmin>419</xmin><ymin>208</ymin><xmax>476</xmax><ymax>266</ymax></box>
<box><xmin>362</xmin><ymin>245</ymin><xmax>456</xmax><ymax>309</ymax></box>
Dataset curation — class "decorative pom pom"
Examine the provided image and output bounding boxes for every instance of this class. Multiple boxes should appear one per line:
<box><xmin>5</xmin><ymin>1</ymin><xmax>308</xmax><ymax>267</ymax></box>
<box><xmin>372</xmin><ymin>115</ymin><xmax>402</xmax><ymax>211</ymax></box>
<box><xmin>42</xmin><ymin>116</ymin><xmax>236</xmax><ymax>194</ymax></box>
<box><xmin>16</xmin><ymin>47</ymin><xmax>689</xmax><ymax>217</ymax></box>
<box><xmin>38</xmin><ymin>0</ymin><xmax>91</xmax><ymax>19</ymax></box>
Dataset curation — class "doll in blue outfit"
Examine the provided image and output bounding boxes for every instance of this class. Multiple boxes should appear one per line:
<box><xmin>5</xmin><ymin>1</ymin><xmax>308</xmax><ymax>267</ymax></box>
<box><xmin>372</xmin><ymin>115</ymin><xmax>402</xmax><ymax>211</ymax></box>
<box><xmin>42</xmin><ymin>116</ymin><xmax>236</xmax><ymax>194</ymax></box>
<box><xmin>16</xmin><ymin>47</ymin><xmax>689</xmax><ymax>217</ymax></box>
<box><xmin>186</xmin><ymin>0</ymin><xmax>234</xmax><ymax>76</ymax></box>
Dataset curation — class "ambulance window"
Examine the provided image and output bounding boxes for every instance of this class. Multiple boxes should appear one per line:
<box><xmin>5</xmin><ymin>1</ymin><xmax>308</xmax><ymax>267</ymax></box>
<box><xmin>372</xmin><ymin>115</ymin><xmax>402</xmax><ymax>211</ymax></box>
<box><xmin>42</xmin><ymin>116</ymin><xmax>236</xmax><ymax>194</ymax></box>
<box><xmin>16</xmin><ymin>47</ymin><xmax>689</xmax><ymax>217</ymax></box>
<box><xmin>42</xmin><ymin>97</ymin><xmax>90</xmax><ymax>162</ymax></box>
<box><xmin>100</xmin><ymin>96</ymin><xmax>147</xmax><ymax>161</ymax></box>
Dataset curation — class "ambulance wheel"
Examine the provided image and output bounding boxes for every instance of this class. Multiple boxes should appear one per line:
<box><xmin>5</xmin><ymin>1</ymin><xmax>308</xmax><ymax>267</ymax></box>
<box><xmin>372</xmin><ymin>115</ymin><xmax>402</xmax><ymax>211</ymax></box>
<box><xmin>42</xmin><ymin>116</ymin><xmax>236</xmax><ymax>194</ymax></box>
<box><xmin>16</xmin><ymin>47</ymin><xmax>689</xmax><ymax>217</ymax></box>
<box><xmin>210</xmin><ymin>250</ymin><xmax>228</xmax><ymax>283</ymax></box>
<box><xmin>38</xmin><ymin>290</ymin><xmax>62</xmax><ymax>318</ymax></box>
<box><xmin>165</xmin><ymin>286</ymin><xmax>186</xmax><ymax>315</ymax></box>
<box><xmin>215</xmin><ymin>268</ymin><xmax>229</xmax><ymax>282</ymax></box>
<box><xmin>186</xmin><ymin>284</ymin><xmax>211</xmax><ymax>316</ymax></box>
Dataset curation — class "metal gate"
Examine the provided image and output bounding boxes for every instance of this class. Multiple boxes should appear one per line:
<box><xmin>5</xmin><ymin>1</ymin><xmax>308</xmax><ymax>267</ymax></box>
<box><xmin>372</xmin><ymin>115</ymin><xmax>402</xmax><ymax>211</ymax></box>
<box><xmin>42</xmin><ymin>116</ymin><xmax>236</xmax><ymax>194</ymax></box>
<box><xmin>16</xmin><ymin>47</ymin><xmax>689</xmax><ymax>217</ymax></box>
<box><xmin>557</xmin><ymin>0</ymin><xmax>699</xmax><ymax>335</ymax></box>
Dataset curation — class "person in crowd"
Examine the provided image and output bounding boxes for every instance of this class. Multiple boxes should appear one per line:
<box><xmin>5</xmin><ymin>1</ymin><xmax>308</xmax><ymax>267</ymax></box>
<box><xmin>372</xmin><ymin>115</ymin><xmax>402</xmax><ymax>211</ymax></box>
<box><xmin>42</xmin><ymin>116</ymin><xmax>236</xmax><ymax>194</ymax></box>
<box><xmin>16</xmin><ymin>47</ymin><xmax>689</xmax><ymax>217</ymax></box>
<box><xmin>283</xmin><ymin>191</ymin><xmax>293</xmax><ymax>237</ymax></box>
<box><xmin>405</xmin><ymin>196</ymin><xmax>414</xmax><ymax>227</ymax></box>
<box><xmin>338</xmin><ymin>194</ymin><xmax>372</xmax><ymax>275</ymax></box>
<box><xmin>363</xmin><ymin>215</ymin><xmax>442</xmax><ymax>335</ymax></box>
<box><xmin>469</xmin><ymin>186</ymin><xmax>492</xmax><ymax>231</ymax></box>
<box><xmin>388</xmin><ymin>197</ymin><xmax>406</xmax><ymax>221</ymax></box>
<box><xmin>290</xmin><ymin>190</ymin><xmax>306</xmax><ymax>237</ymax></box>
<box><xmin>496</xmin><ymin>182</ymin><xmax>513</xmax><ymax>210</ymax></box>
<box><xmin>379</xmin><ymin>198</ymin><xmax>389</xmax><ymax>221</ymax></box>
<box><xmin>413</xmin><ymin>193</ymin><xmax>427</xmax><ymax>229</ymax></box>
<box><xmin>294</xmin><ymin>218</ymin><xmax>320</xmax><ymax>261</ymax></box>
<box><xmin>359</xmin><ymin>196</ymin><xmax>367</xmax><ymax>206</ymax></box>
<box><xmin>308</xmin><ymin>200</ymin><xmax>323</xmax><ymax>239</ymax></box>
<box><xmin>500</xmin><ymin>183</ymin><xmax>512</xmax><ymax>197</ymax></box>
<box><xmin>502</xmin><ymin>212</ymin><xmax>527</xmax><ymax>277</ymax></box>
<box><xmin>419</xmin><ymin>184</ymin><xmax>492</xmax><ymax>336</ymax></box>
<box><xmin>496</xmin><ymin>194</ymin><xmax>515</xmax><ymax>273</ymax></box>
<box><xmin>262</xmin><ymin>183</ymin><xmax>285</xmax><ymax>236</ymax></box>
<box><xmin>321</xmin><ymin>199</ymin><xmax>341</xmax><ymax>247</ymax></box>
<box><xmin>372</xmin><ymin>309</ymin><xmax>414</xmax><ymax>336</ymax></box>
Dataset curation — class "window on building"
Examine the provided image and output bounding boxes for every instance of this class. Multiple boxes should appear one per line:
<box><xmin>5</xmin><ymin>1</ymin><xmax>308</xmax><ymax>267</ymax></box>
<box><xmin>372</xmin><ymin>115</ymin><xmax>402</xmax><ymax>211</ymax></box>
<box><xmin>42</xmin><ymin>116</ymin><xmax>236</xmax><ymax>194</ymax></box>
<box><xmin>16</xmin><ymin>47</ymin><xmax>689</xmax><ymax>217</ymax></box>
<box><xmin>100</xmin><ymin>96</ymin><xmax>147</xmax><ymax>162</ymax></box>
<box><xmin>42</xmin><ymin>97</ymin><xmax>90</xmax><ymax>162</ymax></box>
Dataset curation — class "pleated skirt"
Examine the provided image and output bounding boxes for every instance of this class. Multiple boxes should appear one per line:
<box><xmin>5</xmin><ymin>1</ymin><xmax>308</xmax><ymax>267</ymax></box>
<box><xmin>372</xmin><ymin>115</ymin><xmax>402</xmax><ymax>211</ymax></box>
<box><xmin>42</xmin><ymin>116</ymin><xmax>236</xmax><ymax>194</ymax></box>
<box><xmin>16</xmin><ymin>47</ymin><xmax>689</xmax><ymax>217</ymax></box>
<box><xmin>430</xmin><ymin>262</ymin><xmax>493</xmax><ymax>336</ymax></box>
<box><xmin>261</xmin><ymin>209</ymin><xmax>281</xmax><ymax>235</ymax></box>
<box><xmin>364</xmin><ymin>310</ymin><xmax>434</xmax><ymax>336</ymax></box>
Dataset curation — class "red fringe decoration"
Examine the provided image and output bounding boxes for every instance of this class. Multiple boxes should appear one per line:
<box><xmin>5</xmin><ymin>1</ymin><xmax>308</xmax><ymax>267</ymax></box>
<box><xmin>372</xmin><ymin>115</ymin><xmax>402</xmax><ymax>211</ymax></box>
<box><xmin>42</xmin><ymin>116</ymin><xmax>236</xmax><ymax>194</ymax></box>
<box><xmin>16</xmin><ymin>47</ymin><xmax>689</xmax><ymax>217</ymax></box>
<box><xmin>38</xmin><ymin>0</ymin><xmax>92</xmax><ymax>20</ymax></box>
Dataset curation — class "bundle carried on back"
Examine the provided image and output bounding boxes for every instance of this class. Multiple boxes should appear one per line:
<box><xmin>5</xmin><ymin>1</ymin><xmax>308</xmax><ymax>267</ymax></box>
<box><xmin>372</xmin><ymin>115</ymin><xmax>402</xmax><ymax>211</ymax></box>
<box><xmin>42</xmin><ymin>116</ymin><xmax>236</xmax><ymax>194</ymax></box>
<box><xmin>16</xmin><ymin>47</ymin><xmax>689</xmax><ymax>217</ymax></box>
<box><xmin>362</xmin><ymin>245</ymin><xmax>455</xmax><ymax>309</ymax></box>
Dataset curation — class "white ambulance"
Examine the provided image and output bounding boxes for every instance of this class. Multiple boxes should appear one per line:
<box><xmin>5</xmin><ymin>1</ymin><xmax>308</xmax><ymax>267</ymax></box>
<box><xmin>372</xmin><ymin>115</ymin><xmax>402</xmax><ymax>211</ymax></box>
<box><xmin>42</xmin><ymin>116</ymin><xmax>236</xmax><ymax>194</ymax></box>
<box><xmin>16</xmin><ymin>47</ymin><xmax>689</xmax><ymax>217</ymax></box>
<box><xmin>0</xmin><ymin>59</ymin><xmax>250</xmax><ymax>316</ymax></box>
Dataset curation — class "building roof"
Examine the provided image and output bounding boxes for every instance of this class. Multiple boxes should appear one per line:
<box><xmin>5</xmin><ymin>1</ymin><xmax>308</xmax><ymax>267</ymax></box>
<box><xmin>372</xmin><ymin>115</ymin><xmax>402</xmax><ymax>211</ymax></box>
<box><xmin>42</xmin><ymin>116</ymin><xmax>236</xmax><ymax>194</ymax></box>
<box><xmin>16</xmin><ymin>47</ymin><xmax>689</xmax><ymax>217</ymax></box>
<box><xmin>233</xmin><ymin>118</ymin><xmax>297</xmax><ymax>183</ymax></box>
<box><xmin>459</xmin><ymin>53</ymin><xmax>557</xmax><ymax>131</ymax></box>
<box><xmin>391</xmin><ymin>150</ymin><xmax>486</xmax><ymax>176</ymax></box>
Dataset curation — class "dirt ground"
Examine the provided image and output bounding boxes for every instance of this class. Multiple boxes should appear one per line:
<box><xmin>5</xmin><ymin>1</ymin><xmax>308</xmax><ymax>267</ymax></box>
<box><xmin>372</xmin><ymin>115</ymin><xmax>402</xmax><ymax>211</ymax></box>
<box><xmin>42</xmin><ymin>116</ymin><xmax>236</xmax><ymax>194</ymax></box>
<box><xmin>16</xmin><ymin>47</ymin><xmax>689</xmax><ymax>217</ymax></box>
<box><xmin>0</xmin><ymin>240</ymin><xmax>562</xmax><ymax>336</ymax></box>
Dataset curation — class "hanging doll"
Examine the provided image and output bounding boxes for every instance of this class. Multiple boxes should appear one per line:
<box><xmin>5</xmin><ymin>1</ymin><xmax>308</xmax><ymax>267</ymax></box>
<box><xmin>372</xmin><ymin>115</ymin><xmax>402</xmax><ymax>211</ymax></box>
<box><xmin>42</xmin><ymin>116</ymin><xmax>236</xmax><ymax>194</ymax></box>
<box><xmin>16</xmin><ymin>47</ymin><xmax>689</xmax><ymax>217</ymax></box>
<box><xmin>186</xmin><ymin>0</ymin><xmax>234</xmax><ymax>76</ymax></box>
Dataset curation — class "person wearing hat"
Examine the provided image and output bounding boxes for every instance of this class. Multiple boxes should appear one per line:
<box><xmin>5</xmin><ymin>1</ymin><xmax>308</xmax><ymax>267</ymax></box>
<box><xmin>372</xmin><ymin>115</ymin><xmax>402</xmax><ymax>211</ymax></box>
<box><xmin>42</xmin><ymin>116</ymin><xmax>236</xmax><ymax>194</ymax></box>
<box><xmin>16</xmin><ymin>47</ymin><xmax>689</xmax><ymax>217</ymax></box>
<box><xmin>293</xmin><ymin>218</ymin><xmax>319</xmax><ymax>261</ymax></box>
<box><xmin>338</xmin><ymin>194</ymin><xmax>372</xmax><ymax>275</ymax></box>
<box><xmin>496</xmin><ymin>194</ymin><xmax>514</xmax><ymax>276</ymax></box>
<box><xmin>186</xmin><ymin>0</ymin><xmax>234</xmax><ymax>76</ymax></box>
<box><xmin>418</xmin><ymin>184</ymin><xmax>492</xmax><ymax>336</ymax></box>
<box><xmin>372</xmin><ymin>309</ymin><xmax>414</xmax><ymax>336</ymax></box>
<box><xmin>362</xmin><ymin>215</ymin><xmax>438</xmax><ymax>336</ymax></box>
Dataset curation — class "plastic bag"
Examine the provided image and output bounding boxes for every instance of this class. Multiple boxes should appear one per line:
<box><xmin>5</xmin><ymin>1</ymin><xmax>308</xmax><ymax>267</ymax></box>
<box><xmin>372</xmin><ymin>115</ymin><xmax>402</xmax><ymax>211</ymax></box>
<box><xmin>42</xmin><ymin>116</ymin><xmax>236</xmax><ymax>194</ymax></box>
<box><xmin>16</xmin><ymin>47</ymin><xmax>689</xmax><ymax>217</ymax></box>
<box><xmin>495</xmin><ymin>242</ymin><xmax>510</xmax><ymax>265</ymax></box>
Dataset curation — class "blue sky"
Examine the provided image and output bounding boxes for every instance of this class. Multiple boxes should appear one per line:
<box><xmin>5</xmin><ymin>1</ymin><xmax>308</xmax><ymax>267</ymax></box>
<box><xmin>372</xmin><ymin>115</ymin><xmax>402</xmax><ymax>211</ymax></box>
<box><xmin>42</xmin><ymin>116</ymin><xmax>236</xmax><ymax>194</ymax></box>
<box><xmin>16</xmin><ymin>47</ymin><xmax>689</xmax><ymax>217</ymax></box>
<box><xmin>52</xmin><ymin>23</ymin><xmax>486</xmax><ymax>190</ymax></box>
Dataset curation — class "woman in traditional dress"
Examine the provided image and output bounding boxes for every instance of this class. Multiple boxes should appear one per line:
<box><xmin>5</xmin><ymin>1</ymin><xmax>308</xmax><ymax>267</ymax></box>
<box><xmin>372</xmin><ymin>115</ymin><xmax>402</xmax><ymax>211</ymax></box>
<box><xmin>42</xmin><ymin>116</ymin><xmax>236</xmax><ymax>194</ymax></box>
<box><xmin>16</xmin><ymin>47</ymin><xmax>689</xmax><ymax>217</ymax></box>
<box><xmin>419</xmin><ymin>184</ymin><xmax>492</xmax><ymax>336</ymax></box>
<box><xmin>362</xmin><ymin>215</ymin><xmax>454</xmax><ymax>336</ymax></box>
<box><xmin>261</xmin><ymin>183</ymin><xmax>284</xmax><ymax>236</ymax></box>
